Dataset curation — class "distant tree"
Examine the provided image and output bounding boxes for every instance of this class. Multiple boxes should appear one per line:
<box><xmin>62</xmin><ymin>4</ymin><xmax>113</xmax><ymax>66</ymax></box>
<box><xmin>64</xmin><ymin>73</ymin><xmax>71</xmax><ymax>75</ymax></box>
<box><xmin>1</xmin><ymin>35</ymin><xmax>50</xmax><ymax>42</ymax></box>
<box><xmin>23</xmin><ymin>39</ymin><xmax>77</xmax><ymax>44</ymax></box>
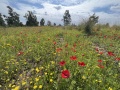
<box><xmin>105</xmin><ymin>23</ymin><xmax>109</xmax><ymax>27</ymax></box>
<box><xmin>58</xmin><ymin>24</ymin><xmax>62</xmax><ymax>26</ymax></box>
<box><xmin>40</xmin><ymin>18</ymin><xmax>45</xmax><ymax>26</ymax></box>
<box><xmin>19</xmin><ymin>22</ymin><xmax>24</xmax><ymax>27</ymax></box>
<box><xmin>54</xmin><ymin>23</ymin><xmax>56</xmax><ymax>26</ymax></box>
<box><xmin>47</xmin><ymin>21</ymin><xmax>51</xmax><ymax>26</ymax></box>
<box><xmin>24</xmin><ymin>11</ymin><xmax>39</xmax><ymax>26</ymax></box>
<box><xmin>63</xmin><ymin>10</ymin><xmax>71</xmax><ymax>26</ymax></box>
<box><xmin>0</xmin><ymin>13</ymin><xmax>6</xmax><ymax>26</ymax></box>
<box><xmin>3</xmin><ymin>6</ymin><xmax>20</xmax><ymax>26</ymax></box>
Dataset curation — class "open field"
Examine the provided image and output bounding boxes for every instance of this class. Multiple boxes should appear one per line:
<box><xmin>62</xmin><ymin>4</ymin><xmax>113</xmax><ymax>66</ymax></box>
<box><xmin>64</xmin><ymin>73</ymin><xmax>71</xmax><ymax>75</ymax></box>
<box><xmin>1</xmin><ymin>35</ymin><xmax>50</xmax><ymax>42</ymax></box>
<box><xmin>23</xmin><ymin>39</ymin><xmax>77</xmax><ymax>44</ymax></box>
<box><xmin>0</xmin><ymin>26</ymin><xmax>120</xmax><ymax>90</ymax></box>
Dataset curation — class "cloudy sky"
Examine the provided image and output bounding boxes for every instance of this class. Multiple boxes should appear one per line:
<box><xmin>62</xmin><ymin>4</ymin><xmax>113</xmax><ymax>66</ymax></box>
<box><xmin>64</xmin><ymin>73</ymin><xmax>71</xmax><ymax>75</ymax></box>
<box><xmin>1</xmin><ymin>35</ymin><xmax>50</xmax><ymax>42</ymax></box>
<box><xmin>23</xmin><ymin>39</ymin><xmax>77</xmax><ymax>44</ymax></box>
<box><xmin>0</xmin><ymin>0</ymin><xmax>120</xmax><ymax>25</ymax></box>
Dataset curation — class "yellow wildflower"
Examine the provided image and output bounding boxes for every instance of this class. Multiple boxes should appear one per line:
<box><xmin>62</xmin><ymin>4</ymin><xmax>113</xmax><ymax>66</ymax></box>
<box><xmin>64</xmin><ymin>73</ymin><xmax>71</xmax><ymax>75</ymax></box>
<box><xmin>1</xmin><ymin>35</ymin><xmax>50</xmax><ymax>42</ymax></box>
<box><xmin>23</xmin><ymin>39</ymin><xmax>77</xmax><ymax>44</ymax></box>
<box><xmin>5</xmin><ymin>71</ymin><xmax>8</xmax><ymax>74</ymax></box>
<box><xmin>82</xmin><ymin>76</ymin><xmax>86</xmax><ymax>80</ymax></box>
<box><xmin>35</xmin><ymin>77</ymin><xmax>39</xmax><ymax>82</ymax></box>
<box><xmin>12</xmin><ymin>85</ymin><xmax>16</xmax><ymax>88</ymax></box>
<box><xmin>12</xmin><ymin>86</ymin><xmax>20</xmax><ymax>90</ymax></box>
<box><xmin>50</xmin><ymin>73</ymin><xmax>53</xmax><ymax>75</ymax></box>
<box><xmin>45</xmin><ymin>72</ymin><xmax>47</xmax><ymax>75</ymax></box>
<box><xmin>36</xmin><ymin>67</ymin><xmax>39</xmax><ymax>73</ymax></box>
<box><xmin>33</xmin><ymin>85</ymin><xmax>37</xmax><ymax>89</ymax></box>
<box><xmin>39</xmin><ymin>85</ymin><xmax>42</xmax><ymax>89</ymax></box>
<box><xmin>7</xmin><ymin>44</ymin><xmax>11</xmax><ymax>46</ymax></box>
<box><xmin>108</xmin><ymin>87</ymin><xmax>112</xmax><ymax>90</ymax></box>
<box><xmin>22</xmin><ymin>81</ymin><xmax>26</xmax><ymax>86</ymax></box>
<box><xmin>50</xmin><ymin>79</ymin><xmax>53</xmax><ymax>82</ymax></box>
<box><xmin>51</xmin><ymin>61</ymin><xmax>55</xmax><ymax>64</ymax></box>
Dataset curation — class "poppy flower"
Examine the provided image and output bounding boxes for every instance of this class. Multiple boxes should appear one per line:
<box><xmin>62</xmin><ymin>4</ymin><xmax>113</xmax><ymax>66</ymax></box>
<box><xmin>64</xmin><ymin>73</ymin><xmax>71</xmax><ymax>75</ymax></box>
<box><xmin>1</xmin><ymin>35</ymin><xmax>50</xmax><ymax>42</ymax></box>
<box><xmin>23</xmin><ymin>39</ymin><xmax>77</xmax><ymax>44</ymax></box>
<box><xmin>78</xmin><ymin>62</ymin><xmax>86</xmax><ymax>67</ymax></box>
<box><xmin>98</xmin><ymin>64</ymin><xmax>104</xmax><ymax>68</ymax></box>
<box><xmin>61</xmin><ymin>70</ymin><xmax>70</xmax><ymax>78</ymax></box>
<box><xmin>53</xmin><ymin>41</ymin><xmax>56</xmax><ymax>45</ymax></box>
<box><xmin>98</xmin><ymin>60</ymin><xmax>102</xmax><ymax>63</ymax></box>
<box><xmin>56</xmin><ymin>48</ymin><xmax>62</xmax><ymax>53</ymax></box>
<box><xmin>99</xmin><ymin>51</ymin><xmax>103</xmax><ymax>55</ymax></box>
<box><xmin>17</xmin><ymin>51</ymin><xmax>24</xmax><ymax>56</ymax></box>
<box><xmin>108</xmin><ymin>51</ymin><xmax>115</xmax><ymax>56</ymax></box>
<box><xmin>70</xmin><ymin>56</ymin><xmax>77</xmax><ymax>60</ymax></box>
<box><xmin>65</xmin><ymin>43</ymin><xmax>68</xmax><ymax>48</ymax></box>
<box><xmin>115</xmin><ymin>57</ymin><xmax>120</xmax><ymax>61</ymax></box>
<box><xmin>95</xmin><ymin>47</ymin><xmax>99</xmax><ymax>52</ymax></box>
<box><xmin>59</xmin><ymin>61</ymin><xmax>65</xmax><ymax>66</ymax></box>
<box><xmin>71</xmin><ymin>48</ymin><xmax>76</xmax><ymax>52</ymax></box>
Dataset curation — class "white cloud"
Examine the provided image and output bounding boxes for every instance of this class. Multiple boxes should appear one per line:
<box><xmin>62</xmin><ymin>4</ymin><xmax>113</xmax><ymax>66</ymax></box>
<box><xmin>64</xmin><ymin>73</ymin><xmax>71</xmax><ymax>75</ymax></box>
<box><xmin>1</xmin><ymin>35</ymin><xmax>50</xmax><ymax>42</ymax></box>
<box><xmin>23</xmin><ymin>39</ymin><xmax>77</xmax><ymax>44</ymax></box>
<box><xmin>0</xmin><ymin>0</ymin><xmax>120</xmax><ymax>25</ymax></box>
<box><xmin>110</xmin><ymin>4</ymin><xmax>120</xmax><ymax>12</ymax></box>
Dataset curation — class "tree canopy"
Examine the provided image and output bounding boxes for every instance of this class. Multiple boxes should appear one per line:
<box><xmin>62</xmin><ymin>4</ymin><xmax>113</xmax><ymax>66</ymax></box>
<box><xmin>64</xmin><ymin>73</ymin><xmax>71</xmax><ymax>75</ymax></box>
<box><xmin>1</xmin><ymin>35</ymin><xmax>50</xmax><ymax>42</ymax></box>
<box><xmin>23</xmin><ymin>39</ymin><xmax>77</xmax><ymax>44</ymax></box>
<box><xmin>0</xmin><ymin>13</ymin><xmax>6</xmax><ymax>26</ymax></box>
<box><xmin>24</xmin><ymin>11</ymin><xmax>39</xmax><ymax>26</ymax></box>
<box><xmin>3</xmin><ymin>6</ymin><xmax>21</xmax><ymax>26</ymax></box>
<box><xmin>63</xmin><ymin>10</ymin><xmax>71</xmax><ymax>26</ymax></box>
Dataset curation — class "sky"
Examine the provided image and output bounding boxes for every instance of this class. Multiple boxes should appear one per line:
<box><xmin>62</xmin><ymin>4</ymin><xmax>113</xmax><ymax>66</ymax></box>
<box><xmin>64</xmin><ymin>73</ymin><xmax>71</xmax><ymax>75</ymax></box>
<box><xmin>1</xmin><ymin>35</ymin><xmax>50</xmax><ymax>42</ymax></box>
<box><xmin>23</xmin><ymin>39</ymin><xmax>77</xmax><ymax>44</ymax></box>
<box><xmin>0</xmin><ymin>0</ymin><xmax>120</xmax><ymax>26</ymax></box>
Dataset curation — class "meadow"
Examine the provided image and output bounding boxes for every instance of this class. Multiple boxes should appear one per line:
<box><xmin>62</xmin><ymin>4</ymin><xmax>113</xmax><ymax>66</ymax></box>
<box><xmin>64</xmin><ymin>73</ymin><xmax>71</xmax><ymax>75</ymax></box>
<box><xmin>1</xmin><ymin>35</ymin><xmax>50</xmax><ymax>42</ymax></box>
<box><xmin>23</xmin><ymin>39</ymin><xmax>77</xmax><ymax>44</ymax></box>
<box><xmin>0</xmin><ymin>26</ymin><xmax>120</xmax><ymax>90</ymax></box>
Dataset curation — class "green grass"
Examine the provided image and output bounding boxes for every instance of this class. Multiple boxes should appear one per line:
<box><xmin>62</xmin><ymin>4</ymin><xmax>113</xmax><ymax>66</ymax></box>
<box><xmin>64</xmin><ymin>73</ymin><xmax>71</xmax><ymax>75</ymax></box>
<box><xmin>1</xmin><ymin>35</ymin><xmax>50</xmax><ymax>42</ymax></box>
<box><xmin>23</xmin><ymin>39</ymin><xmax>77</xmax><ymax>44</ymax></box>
<box><xmin>0</xmin><ymin>26</ymin><xmax>120</xmax><ymax>90</ymax></box>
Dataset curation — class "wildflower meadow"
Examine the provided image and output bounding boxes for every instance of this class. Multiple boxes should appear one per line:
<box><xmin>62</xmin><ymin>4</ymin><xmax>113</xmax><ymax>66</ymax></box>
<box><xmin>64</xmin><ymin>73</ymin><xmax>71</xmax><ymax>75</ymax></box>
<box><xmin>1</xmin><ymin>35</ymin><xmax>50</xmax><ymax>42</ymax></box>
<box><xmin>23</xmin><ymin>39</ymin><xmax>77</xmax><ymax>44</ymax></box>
<box><xmin>0</xmin><ymin>26</ymin><xmax>120</xmax><ymax>90</ymax></box>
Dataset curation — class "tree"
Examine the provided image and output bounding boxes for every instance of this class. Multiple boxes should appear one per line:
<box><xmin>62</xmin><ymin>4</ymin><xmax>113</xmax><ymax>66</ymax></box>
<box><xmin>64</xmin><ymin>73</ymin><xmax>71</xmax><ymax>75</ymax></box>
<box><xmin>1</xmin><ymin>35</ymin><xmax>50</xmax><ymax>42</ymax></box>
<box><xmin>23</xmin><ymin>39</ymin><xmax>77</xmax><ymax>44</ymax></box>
<box><xmin>3</xmin><ymin>6</ymin><xmax>20</xmax><ymax>26</ymax></box>
<box><xmin>84</xmin><ymin>13</ymin><xmax>99</xmax><ymax>35</ymax></box>
<box><xmin>40</xmin><ymin>18</ymin><xmax>45</xmax><ymax>26</ymax></box>
<box><xmin>24</xmin><ymin>11</ymin><xmax>39</xmax><ymax>26</ymax></box>
<box><xmin>47</xmin><ymin>21</ymin><xmax>51</xmax><ymax>26</ymax></box>
<box><xmin>0</xmin><ymin>13</ymin><xmax>6</xmax><ymax>26</ymax></box>
<box><xmin>54</xmin><ymin>23</ymin><xmax>56</xmax><ymax>26</ymax></box>
<box><xmin>63</xmin><ymin>10</ymin><xmax>71</xmax><ymax>26</ymax></box>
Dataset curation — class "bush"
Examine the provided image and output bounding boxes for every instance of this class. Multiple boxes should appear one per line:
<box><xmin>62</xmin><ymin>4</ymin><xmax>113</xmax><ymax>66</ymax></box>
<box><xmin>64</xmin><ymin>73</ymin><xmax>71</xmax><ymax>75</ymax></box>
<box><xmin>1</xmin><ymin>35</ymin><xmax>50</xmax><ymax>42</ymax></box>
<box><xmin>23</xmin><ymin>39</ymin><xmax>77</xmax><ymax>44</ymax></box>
<box><xmin>78</xmin><ymin>13</ymin><xmax>99</xmax><ymax>35</ymax></box>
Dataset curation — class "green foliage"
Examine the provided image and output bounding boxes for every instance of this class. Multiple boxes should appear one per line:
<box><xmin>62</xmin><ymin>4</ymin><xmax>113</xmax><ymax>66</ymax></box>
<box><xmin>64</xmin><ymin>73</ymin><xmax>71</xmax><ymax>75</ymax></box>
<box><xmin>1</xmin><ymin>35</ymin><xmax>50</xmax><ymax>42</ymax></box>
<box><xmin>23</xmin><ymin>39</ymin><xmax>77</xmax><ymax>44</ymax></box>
<box><xmin>0</xmin><ymin>13</ymin><xmax>6</xmax><ymax>26</ymax></box>
<box><xmin>40</xmin><ymin>18</ymin><xmax>45</xmax><ymax>26</ymax></box>
<box><xmin>78</xmin><ymin>13</ymin><xmax>99</xmax><ymax>35</ymax></box>
<box><xmin>85</xmin><ymin>13</ymin><xmax>99</xmax><ymax>35</ymax></box>
<box><xmin>63</xmin><ymin>10</ymin><xmax>71</xmax><ymax>26</ymax></box>
<box><xmin>24</xmin><ymin>11</ymin><xmax>39</xmax><ymax>26</ymax></box>
<box><xmin>3</xmin><ymin>6</ymin><xmax>21</xmax><ymax>27</ymax></box>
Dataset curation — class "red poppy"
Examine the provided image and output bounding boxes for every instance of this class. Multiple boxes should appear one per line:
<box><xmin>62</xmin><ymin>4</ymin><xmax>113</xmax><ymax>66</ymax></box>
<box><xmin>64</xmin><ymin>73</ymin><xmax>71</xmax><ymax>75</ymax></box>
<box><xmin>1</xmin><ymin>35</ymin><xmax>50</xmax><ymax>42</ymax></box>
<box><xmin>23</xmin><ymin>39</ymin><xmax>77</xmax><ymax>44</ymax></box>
<box><xmin>53</xmin><ymin>41</ymin><xmax>56</xmax><ymax>45</ymax></box>
<box><xmin>95</xmin><ymin>47</ymin><xmax>99</xmax><ymax>52</ymax></box>
<box><xmin>17</xmin><ymin>51</ymin><xmax>24</xmax><ymax>56</ymax></box>
<box><xmin>98</xmin><ymin>60</ymin><xmax>102</xmax><ymax>63</ymax></box>
<box><xmin>99</xmin><ymin>51</ymin><xmax>103</xmax><ymax>55</ymax></box>
<box><xmin>71</xmin><ymin>48</ymin><xmax>76</xmax><ymax>52</ymax></box>
<box><xmin>115</xmin><ymin>57</ymin><xmax>120</xmax><ymax>61</ymax></box>
<box><xmin>98</xmin><ymin>64</ymin><xmax>104</xmax><ymax>68</ymax></box>
<box><xmin>61</xmin><ymin>70</ymin><xmax>70</xmax><ymax>78</ymax></box>
<box><xmin>108</xmin><ymin>51</ymin><xmax>115</xmax><ymax>56</ymax></box>
<box><xmin>56</xmin><ymin>48</ymin><xmax>62</xmax><ymax>53</ymax></box>
<box><xmin>59</xmin><ymin>61</ymin><xmax>66</xmax><ymax>66</ymax></box>
<box><xmin>70</xmin><ymin>56</ymin><xmax>77</xmax><ymax>60</ymax></box>
<box><xmin>78</xmin><ymin>62</ymin><xmax>86</xmax><ymax>67</ymax></box>
<box><xmin>65</xmin><ymin>43</ymin><xmax>68</xmax><ymax>48</ymax></box>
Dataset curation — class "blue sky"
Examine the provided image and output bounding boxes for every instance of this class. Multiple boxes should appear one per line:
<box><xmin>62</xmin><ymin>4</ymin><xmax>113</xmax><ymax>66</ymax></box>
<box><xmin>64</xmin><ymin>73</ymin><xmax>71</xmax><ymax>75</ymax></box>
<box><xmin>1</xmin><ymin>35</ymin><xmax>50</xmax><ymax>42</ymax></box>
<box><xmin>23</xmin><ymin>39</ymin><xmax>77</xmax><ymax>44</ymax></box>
<box><xmin>0</xmin><ymin>0</ymin><xmax>120</xmax><ymax>25</ymax></box>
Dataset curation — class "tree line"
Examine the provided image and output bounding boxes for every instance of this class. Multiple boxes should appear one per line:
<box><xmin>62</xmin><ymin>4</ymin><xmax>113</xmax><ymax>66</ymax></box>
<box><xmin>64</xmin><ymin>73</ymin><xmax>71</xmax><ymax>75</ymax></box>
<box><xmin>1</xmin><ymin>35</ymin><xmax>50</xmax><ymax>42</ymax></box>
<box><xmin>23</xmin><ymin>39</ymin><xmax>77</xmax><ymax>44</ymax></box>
<box><xmin>0</xmin><ymin>6</ymin><xmax>72</xmax><ymax>27</ymax></box>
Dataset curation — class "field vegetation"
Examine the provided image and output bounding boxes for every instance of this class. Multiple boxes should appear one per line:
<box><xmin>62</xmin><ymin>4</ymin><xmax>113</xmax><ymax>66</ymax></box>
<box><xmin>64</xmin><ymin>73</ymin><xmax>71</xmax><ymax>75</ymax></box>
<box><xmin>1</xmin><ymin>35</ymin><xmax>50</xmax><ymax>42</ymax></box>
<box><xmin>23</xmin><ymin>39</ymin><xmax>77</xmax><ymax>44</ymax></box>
<box><xmin>0</xmin><ymin>26</ymin><xmax>120</xmax><ymax>90</ymax></box>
